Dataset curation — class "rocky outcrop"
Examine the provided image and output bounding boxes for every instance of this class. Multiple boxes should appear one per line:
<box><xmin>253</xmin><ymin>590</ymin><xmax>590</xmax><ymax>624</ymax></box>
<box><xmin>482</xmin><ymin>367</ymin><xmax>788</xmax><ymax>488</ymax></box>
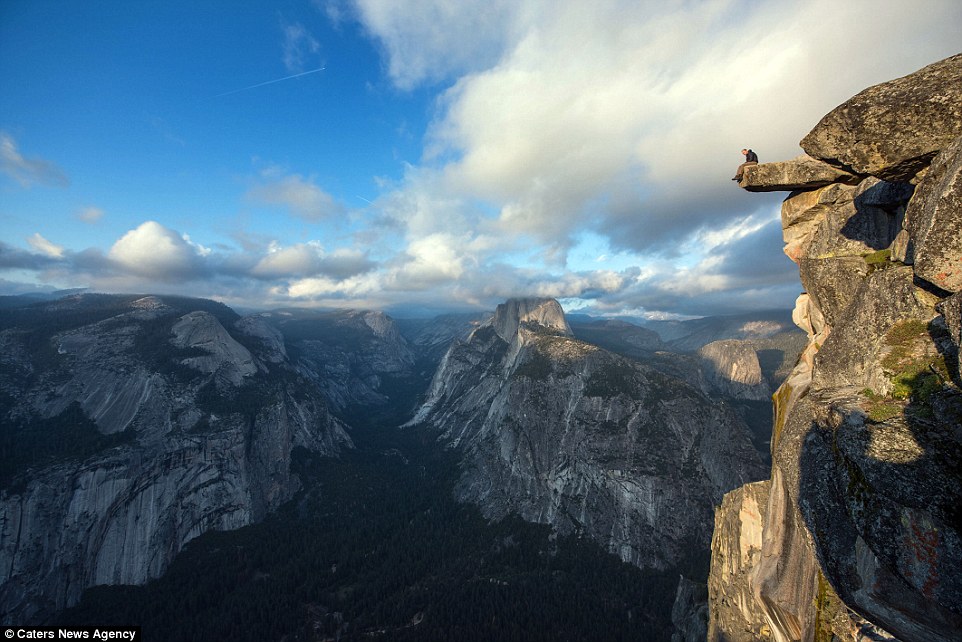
<box><xmin>0</xmin><ymin>295</ymin><xmax>350</xmax><ymax>622</ymax></box>
<box><xmin>902</xmin><ymin>135</ymin><xmax>962</xmax><ymax>293</ymax></box>
<box><xmin>697</xmin><ymin>340</ymin><xmax>771</xmax><ymax>401</ymax></box>
<box><xmin>489</xmin><ymin>297</ymin><xmax>571</xmax><ymax>340</ymax></box>
<box><xmin>740</xmin><ymin>154</ymin><xmax>859</xmax><ymax>192</ymax></box>
<box><xmin>671</xmin><ymin>577</ymin><xmax>710</xmax><ymax>642</ymax></box>
<box><xmin>707</xmin><ymin>481</ymin><xmax>771</xmax><ymax>642</ymax></box>
<box><xmin>171</xmin><ymin>311</ymin><xmax>258</xmax><ymax>385</ymax></box>
<box><xmin>711</xmin><ymin>54</ymin><xmax>962</xmax><ymax>642</ymax></box>
<box><xmin>800</xmin><ymin>53</ymin><xmax>962</xmax><ymax>181</ymax></box>
<box><xmin>409</xmin><ymin>298</ymin><xmax>765</xmax><ymax>571</ymax></box>
<box><xmin>259</xmin><ymin>309</ymin><xmax>418</xmax><ymax>414</ymax></box>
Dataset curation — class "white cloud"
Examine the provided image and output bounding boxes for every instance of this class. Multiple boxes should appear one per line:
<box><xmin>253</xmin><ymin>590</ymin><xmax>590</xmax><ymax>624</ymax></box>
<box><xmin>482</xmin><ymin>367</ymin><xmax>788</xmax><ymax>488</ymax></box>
<box><xmin>0</xmin><ymin>132</ymin><xmax>69</xmax><ymax>188</ymax></box>
<box><xmin>356</xmin><ymin>0</ymin><xmax>962</xmax><ymax>260</ymax></box>
<box><xmin>351</xmin><ymin>0</ymin><xmax>520</xmax><ymax>89</ymax></box>
<box><xmin>5</xmin><ymin>1</ymin><xmax>961</xmax><ymax>318</ymax></box>
<box><xmin>27</xmin><ymin>233</ymin><xmax>64</xmax><ymax>258</ymax></box>
<box><xmin>108</xmin><ymin>221</ymin><xmax>207</xmax><ymax>281</ymax></box>
<box><xmin>282</xmin><ymin>22</ymin><xmax>321</xmax><ymax>73</ymax></box>
<box><xmin>250</xmin><ymin>241</ymin><xmax>374</xmax><ymax>279</ymax></box>
<box><xmin>77</xmin><ymin>206</ymin><xmax>105</xmax><ymax>224</ymax></box>
<box><xmin>393</xmin><ymin>233</ymin><xmax>469</xmax><ymax>288</ymax></box>
<box><xmin>247</xmin><ymin>171</ymin><xmax>345</xmax><ymax>221</ymax></box>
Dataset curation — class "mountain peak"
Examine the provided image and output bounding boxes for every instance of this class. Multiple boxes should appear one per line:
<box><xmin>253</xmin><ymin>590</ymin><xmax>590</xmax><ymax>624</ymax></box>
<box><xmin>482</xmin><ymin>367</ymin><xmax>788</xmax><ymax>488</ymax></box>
<box><xmin>484</xmin><ymin>297</ymin><xmax>571</xmax><ymax>341</ymax></box>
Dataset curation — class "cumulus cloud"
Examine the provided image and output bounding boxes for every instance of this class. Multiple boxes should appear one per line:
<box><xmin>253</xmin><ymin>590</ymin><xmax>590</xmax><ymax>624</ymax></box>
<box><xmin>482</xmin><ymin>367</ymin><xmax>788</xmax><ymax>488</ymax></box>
<box><xmin>0</xmin><ymin>241</ymin><xmax>61</xmax><ymax>270</ymax></box>
<box><xmin>4</xmin><ymin>1</ymin><xmax>959</xmax><ymax>318</ymax></box>
<box><xmin>251</xmin><ymin>241</ymin><xmax>375</xmax><ymax>279</ymax></box>
<box><xmin>350</xmin><ymin>0</ymin><xmax>519</xmax><ymax>89</ymax></box>
<box><xmin>0</xmin><ymin>132</ymin><xmax>69</xmax><ymax>188</ymax></box>
<box><xmin>247</xmin><ymin>170</ymin><xmax>346</xmax><ymax>221</ymax></box>
<box><xmin>108</xmin><ymin>221</ymin><xmax>209</xmax><ymax>281</ymax></box>
<box><xmin>413</xmin><ymin>0</ymin><xmax>956</xmax><ymax>254</ymax></box>
<box><xmin>319</xmin><ymin>0</ymin><xmax>960</xmax><ymax>315</ymax></box>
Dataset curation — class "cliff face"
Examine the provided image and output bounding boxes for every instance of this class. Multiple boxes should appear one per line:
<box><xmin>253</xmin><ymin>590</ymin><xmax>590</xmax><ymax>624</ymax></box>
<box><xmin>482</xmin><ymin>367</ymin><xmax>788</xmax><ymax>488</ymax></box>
<box><xmin>697</xmin><ymin>340</ymin><xmax>772</xmax><ymax>401</ymax></box>
<box><xmin>711</xmin><ymin>54</ymin><xmax>962</xmax><ymax>642</ymax></box>
<box><xmin>254</xmin><ymin>309</ymin><xmax>418</xmax><ymax>415</ymax></box>
<box><xmin>0</xmin><ymin>295</ymin><xmax>350</xmax><ymax>622</ymax></box>
<box><xmin>409</xmin><ymin>298</ymin><xmax>765</xmax><ymax>570</ymax></box>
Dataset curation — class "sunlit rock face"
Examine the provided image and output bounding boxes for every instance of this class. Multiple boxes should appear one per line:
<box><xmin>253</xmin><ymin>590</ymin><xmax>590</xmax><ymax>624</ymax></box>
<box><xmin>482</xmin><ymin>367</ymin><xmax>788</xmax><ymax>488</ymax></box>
<box><xmin>801</xmin><ymin>53</ymin><xmax>962</xmax><ymax>182</ymax></box>
<box><xmin>740</xmin><ymin>154</ymin><xmax>859</xmax><ymax>192</ymax></box>
<box><xmin>710</xmin><ymin>53</ymin><xmax>962</xmax><ymax>642</ymax></box>
<box><xmin>903</xmin><ymin>134</ymin><xmax>962</xmax><ymax>293</ymax></box>
<box><xmin>0</xmin><ymin>295</ymin><xmax>350</xmax><ymax>622</ymax></box>
<box><xmin>697</xmin><ymin>340</ymin><xmax>771</xmax><ymax>401</ymax></box>
<box><xmin>409</xmin><ymin>297</ymin><xmax>765</xmax><ymax>570</ymax></box>
<box><xmin>707</xmin><ymin>481</ymin><xmax>772</xmax><ymax>642</ymax></box>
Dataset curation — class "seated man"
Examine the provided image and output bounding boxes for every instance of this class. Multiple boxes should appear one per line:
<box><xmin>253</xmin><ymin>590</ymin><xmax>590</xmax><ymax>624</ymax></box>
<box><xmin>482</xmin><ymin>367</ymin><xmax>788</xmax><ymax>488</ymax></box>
<box><xmin>733</xmin><ymin>148</ymin><xmax>758</xmax><ymax>181</ymax></box>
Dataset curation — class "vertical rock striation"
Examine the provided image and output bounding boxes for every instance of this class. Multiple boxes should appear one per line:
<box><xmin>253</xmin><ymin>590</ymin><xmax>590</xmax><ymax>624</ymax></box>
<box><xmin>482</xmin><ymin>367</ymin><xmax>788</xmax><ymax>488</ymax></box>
<box><xmin>409</xmin><ymin>298</ymin><xmax>765</xmax><ymax>571</ymax></box>
<box><xmin>0</xmin><ymin>295</ymin><xmax>350</xmax><ymax>622</ymax></box>
<box><xmin>710</xmin><ymin>53</ymin><xmax>962</xmax><ymax>642</ymax></box>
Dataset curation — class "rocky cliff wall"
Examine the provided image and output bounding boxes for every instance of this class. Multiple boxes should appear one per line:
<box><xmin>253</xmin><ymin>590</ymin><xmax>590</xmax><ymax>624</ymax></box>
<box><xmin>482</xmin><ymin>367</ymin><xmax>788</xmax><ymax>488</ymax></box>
<box><xmin>0</xmin><ymin>295</ymin><xmax>351</xmax><ymax>622</ymax></box>
<box><xmin>254</xmin><ymin>309</ymin><xmax>418</xmax><ymax>414</ymax></box>
<box><xmin>410</xmin><ymin>298</ymin><xmax>765</xmax><ymax>571</ymax></box>
<box><xmin>710</xmin><ymin>53</ymin><xmax>962</xmax><ymax>642</ymax></box>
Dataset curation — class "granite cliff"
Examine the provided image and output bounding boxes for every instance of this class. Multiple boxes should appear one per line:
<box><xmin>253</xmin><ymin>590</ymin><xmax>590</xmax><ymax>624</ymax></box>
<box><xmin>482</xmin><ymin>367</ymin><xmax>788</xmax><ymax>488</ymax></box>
<box><xmin>0</xmin><ymin>295</ymin><xmax>351</xmax><ymax>622</ymax></box>
<box><xmin>251</xmin><ymin>308</ymin><xmax>419</xmax><ymax>416</ymax></box>
<box><xmin>408</xmin><ymin>297</ymin><xmax>766</xmax><ymax>571</ymax></box>
<box><xmin>710</xmin><ymin>53</ymin><xmax>962</xmax><ymax>641</ymax></box>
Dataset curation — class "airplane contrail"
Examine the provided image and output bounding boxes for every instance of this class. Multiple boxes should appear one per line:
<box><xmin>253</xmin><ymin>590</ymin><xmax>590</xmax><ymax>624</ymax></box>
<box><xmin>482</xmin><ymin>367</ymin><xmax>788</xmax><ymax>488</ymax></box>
<box><xmin>216</xmin><ymin>66</ymin><xmax>326</xmax><ymax>97</ymax></box>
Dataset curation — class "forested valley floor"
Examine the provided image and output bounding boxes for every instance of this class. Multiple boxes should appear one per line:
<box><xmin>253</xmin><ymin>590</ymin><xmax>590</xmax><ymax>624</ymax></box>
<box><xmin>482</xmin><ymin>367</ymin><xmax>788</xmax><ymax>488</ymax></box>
<box><xmin>55</xmin><ymin>415</ymin><xmax>688</xmax><ymax>641</ymax></box>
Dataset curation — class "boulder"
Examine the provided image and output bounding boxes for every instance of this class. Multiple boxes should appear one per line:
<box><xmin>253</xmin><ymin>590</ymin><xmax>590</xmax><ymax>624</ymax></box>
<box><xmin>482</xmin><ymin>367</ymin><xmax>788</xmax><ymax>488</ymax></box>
<box><xmin>740</xmin><ymin>154</ymin><xmax>859</xmax><ymax>192</ymax></box>
<box><xmin>801</xmin><ymin>53</ymin><xmax>962</xmax><ymax>181</ymax></box>
<box><xmin>781</xmin><ymin>176</ymin><xmax>907</xmax><ymax>266</ymax></box>
<box><xmin>903</xmin><ymin>135</ymin><xmax>962</xmax><ymax>293</ymax></box>
<box><xmin>804</xmin><ymin>177</ymin><xmax>902</xmax><ymax>259</ymax></box>
<box><xmin>792</xmin><ymin>391</ymin><xmax>962</xmax><ymax>642</ymax></box>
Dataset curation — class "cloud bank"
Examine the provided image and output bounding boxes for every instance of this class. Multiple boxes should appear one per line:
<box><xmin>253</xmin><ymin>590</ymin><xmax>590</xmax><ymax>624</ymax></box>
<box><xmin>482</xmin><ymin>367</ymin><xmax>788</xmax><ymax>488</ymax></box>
<box><xmin>3</xmin><ymin>1</ymin><xmax>960</xmax><ymax>318</ymax></box>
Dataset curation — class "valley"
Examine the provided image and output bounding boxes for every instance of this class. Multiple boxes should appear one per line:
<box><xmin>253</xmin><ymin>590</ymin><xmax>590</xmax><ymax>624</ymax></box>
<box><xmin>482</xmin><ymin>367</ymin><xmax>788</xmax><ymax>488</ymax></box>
<box><xmin>0</xmin><ymin>292</ymin><xmax>797</xmax><ymax>639</ymax></box>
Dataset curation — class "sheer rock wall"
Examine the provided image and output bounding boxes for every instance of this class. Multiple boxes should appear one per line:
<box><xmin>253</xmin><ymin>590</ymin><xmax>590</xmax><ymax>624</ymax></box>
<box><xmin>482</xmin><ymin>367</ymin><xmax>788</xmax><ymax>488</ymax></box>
<box><xmin>710</xmin><ymin>53</ymin><xmax>962</xmax><ymax>642</ymax></box>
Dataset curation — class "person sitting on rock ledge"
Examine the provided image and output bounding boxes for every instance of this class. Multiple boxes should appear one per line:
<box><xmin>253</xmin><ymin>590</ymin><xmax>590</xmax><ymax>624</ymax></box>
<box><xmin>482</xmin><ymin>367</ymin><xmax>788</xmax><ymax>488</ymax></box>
<box><xmin>732</xmin><ymin>148</ymin><xmax>758</xmax><ymax>181</ymax></box>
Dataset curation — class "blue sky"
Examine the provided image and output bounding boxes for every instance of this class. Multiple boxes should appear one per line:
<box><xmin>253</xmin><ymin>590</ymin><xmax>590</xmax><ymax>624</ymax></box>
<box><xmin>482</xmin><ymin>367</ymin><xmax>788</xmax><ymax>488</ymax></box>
<box><xmin>1</xmin><ymin>0</ymin><xmax>960</xmax><ymax>318</ymax></box>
